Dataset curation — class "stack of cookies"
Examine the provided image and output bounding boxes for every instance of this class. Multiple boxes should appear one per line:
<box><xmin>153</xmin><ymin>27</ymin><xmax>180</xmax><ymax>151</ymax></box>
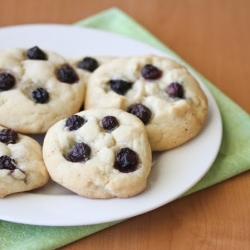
<box><xmin>0</xmin><ymin>46</ymin><xmax>208</xmax><ymax>198</ymax></box>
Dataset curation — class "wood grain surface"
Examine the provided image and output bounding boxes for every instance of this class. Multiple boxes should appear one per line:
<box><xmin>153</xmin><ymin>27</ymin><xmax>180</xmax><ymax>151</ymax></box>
<box><xmin>1</xmin><ymin>0</ymin><xmax>250</xmax><ymax>249</ymax></box>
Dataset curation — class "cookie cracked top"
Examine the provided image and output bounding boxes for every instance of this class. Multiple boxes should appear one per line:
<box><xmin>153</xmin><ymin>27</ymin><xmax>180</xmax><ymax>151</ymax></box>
<box><xmin>0</xmin><ymin>125</ymin><xmax>49</xmax><ymax>197</ymax></box>
<box><xmin>0</xmin><ymin>47</ymin><xmax>86</xmax><ymax>134</ymax></box>
<box><xmin>84</xmin><ymin>54</ymin><xmax>208</xmax><ymax>151</ymax></box>
<box><xmin>43</xmin><ymin>108</ymin><xmax>152</xmax><ymax>199</ymax></box>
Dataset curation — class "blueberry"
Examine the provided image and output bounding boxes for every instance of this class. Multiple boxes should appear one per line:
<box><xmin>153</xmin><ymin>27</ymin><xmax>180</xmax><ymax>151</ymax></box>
<box><xmin>127</xmin><ymin>103</ymin><xmax>152</xmax><ymax>124</ymax></box>
<box><xmin>65</xmin><ymin>115</ymin><xmax>86</xmax><ymax>131</ymax></box>
<box><xmin>101</xmin><ymin>116</ymin><xmax>119</xmax><ymax>131</ymax></box>
<box><xmin>0</xmin><ymin>156</ymin><xmax>17</xmax><ymax>171</ymax></box>
<box><xmin>77</xmin><ymin>57</ymin><xmax>99</xmax><ymax>72</ymax></box>
<box><xmin>32</xmin><ymin>88</ymin><xmax>49</xmax><ymax>103</ymax></box>
<box><xmin>56</xmin><ymin>64</ymin><xmax>79</xmax><ymax>84</ymax></box>
<box><xmin>0</xmin><ymin>72</ymin><xmax>15</xmax><ymax>91</ymax></box>
<box><xmin>0</xmin><ymin>129</ymin><xmax>18</xmax><ymax>144</ymax></box>
<box><xmin>66</xmin><ymin>142</ymin><xmax>91</xmax><ymax>162</ymax></box>
<box><xmin>166</xmin><ymin>82</ymin><xmax>184</xmax><ymax>98</ymax></box>
<box><xmin>114</xmin><ymin>148</ymin><xmax>138</xmax><ymax>173</ymax></box>
<box><xmin>109</xmin><ymin>79</ymin><xmax>132</xmax><ymax>95</ymax></box>
<box><xmin>27</xmin><ymin>46</ymin><xmax>47</xmax><ymax>60</ymax></box>
<box><xmin>141</xmin><ymin>64</ymin><xmax>162</xmax><ymax>80</ymax></box>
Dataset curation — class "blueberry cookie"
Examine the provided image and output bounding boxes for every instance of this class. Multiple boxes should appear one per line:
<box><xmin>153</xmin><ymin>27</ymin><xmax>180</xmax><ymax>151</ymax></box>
<box><xmin>0</xmin><ymin>47</ymin><xmax>86</xmax><ymax>134</ymax></box>
<box><xmin>85</xmin><ymin>55</ymin><xmax>208</xmax><ymax>151</ymax></box>
<box><xmin>0</xmin><ymin>125</ymin><xmax>49</xmax><ymax>197</ymax></box>
<box><xmin>43</xmin><ymin>108</ymin><xmax>152</xmax><ymax>198</ymax></box>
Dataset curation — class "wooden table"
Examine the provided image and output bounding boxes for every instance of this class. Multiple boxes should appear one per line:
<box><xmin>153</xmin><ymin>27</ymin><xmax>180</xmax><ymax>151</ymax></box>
<box><xmin>1</xmin><ymin>0</ymin><xmax>250</xmax><ymax>249</ymax></box>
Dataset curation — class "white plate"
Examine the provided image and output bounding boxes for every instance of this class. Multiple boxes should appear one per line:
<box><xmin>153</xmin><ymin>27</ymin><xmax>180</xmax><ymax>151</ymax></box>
<box><xmin>0</xmin><ymin>24</ymin><xmax>222</xmax><ymax>226</ymax></box>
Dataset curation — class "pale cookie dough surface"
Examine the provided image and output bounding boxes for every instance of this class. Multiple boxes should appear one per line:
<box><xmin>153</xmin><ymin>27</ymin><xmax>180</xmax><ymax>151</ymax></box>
<box><xmin>85</xmin><ymin>55</ymin><xmax>208</xmax><ymax>151</ymax></box>
<box><xmin>0</xmin><ymin>125</ymin><xmax>49</xmax><ymax>197</ymax></box>
<box><xmin>43</xmin><ymin>108</ymin><xmax>152</xmax><ymax>199</ymax></box>
<box><xmin>0</xmin><ymin>47</ymin><xmax>86</xmax><ymax>134</ymax></box>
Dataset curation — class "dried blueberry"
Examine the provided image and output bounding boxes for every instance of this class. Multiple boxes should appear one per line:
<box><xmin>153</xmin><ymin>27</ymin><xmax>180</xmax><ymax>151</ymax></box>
<box><xmin>27</xmin><ymin>46</ymin><xmax>47</xmax><ymax>60</ymax></box>
<box><xmin>0</xmin><ymin>129</ymin><xmax>18</xmax><ymax>144</ymax></box>
<box><xmin>0</xmin><ymin>72</ymin><xmax>15</xmax><ymax>91</ymax></box>
<box><xmin>0</xmin><ymin>155</ymin><xmax>17</xmax><ymax>171</ymax></box>
<box><xmin>101</xmin><ymin>116</ymin><xmax>119</xmax><ymax>131</ymax></box>
<box><xmin>141</xmin><ymin>64</ymin><xmax>162</xmax><ymax>80</ymax></box>
<box><xmin>166</xmin><ymin>82</ymin><xmax>184</xmax><ymax>98</ymax></box>
<box><xmin>32</xmin><ymin>88</ymin><xmax>49</xmax><ymax>103</ymax></box>
<box><xmin>109</xmin><ymin>79</ymin><xmax>132</xmax><ymax>95</ymax></box>
<box><xmin>127</xmin><ymin>103</ymin><xmax>152</xmax><ymax>124</ymax></box>
<box><xmin>115</xmin><ymin>148</ymin><xmax>138</xmax><ymax>173</ymax></box>
<box><xmin>56</xmin><ymin>64</ymin><xmax>79</xmax><ymax>84</ymax></box>
<box><xmin>77</xmin><ymin>57</ymin><xmax>99</xmax><ymax>72</ymax></box>
<box><xmin>66</xmin><ymin>142</ymin><xmax>91</xmax><ymax>162</ymax></box>
<box><xmin>65</xmin><ymin>115</ymin><xmax>86</xmax><ymax>131</ymax></box>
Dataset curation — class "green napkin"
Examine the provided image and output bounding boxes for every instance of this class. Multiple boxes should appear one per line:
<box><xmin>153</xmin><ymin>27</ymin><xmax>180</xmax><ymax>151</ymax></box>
<box><xmin>1</xmin><ymin>8</ymin><xmax>250</xmax><ymax>250</ymax></box>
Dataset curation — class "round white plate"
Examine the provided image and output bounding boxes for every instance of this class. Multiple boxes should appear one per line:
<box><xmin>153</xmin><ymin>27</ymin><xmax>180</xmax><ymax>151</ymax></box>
<box><xmin>0</xmin><ymin>24</ymin><xmax>222</xmax><ymax>226</ymax></box>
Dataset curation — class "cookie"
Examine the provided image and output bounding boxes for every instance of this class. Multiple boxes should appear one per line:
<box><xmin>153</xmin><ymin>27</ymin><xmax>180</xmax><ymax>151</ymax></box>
<box><xmin>84</xmin><ymin>55</ymin><xmax>208</xmax><ymax>151</ymax></box>
<box><xmin>0</xmin><ymin>125</ymin><xmax>49</xmax><ymax>197</ymax></box>
<box><xmin>43</xmin><ymin>108</ymin><xmax>152</xmax><ymax>198</ymax></box>
<box><xmin>0</xmin><ymin>46</ymin><xmax>86</xmax><ymax>134</ymax></box>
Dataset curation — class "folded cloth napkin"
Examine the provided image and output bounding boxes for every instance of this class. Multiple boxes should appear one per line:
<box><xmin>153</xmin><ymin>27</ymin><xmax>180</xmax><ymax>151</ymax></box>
<box><xmin>1</xmin><ymin>7</ymin><xmax>250</xmax><ymax>250</ymax></box>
